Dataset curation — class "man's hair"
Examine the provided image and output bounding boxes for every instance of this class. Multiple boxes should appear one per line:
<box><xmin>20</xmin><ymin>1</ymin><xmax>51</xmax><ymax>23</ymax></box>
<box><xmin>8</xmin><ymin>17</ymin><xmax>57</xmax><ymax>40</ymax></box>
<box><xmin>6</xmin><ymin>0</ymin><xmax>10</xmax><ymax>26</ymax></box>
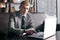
<box><xmin>20</xmin><ymin>1</ymin><xmax>30</xmax><ymax>6</ymax></box>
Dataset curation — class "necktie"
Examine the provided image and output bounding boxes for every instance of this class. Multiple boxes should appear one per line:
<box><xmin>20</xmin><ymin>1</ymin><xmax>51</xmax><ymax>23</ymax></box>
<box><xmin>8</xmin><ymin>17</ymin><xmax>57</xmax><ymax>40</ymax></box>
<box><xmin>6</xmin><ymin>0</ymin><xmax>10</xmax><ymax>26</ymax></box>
<box><xmin>21</xmin><ymin>16</ymin><xmax>25</xmax><ymax>29</ymax></box>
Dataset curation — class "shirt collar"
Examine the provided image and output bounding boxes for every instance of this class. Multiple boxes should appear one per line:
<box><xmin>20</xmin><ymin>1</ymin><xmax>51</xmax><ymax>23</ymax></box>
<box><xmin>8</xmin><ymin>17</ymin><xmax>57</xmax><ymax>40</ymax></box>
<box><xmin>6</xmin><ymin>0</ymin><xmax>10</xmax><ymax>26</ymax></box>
<box><xmin>20</xmin><ymin>13</ymin><xmax>27</xmax><ymax>18</ymax></box>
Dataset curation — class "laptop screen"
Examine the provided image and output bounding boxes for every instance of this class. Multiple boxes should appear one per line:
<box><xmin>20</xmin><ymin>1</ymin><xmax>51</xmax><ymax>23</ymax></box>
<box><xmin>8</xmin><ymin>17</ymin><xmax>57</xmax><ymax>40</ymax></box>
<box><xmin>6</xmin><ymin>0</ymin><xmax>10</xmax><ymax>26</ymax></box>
<box><xmin>44</xmin><ymin>17</ymin><xmax>57</xmax><ymax>39</ymax></box>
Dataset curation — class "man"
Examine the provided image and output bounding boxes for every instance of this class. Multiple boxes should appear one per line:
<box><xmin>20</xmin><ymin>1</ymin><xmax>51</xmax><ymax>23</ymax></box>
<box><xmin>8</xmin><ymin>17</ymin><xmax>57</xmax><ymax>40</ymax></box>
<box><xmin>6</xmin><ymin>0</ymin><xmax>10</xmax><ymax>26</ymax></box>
<box><xmin>8</xmin><ymin>1</ymin><xmax>36</xmax><ymax>37</ymax></box>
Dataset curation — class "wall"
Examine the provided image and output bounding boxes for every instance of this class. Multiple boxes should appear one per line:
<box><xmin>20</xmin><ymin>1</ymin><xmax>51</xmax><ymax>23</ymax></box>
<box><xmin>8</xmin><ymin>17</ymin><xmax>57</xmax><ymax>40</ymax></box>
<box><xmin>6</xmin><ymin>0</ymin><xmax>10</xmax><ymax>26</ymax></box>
<box><xmin>30</xmin><ymin>13</ymin><xmax>46</xmax><ymax>27</ymax></box>
<box><xmin>32</xmin><ymin>0</ymin><xmax>56</xmax><ymax>16</ymax></box>
<box><xmin>57</xmin><ymin>0</ymin><xmax>60</xmax><ymax>24</ymax></box>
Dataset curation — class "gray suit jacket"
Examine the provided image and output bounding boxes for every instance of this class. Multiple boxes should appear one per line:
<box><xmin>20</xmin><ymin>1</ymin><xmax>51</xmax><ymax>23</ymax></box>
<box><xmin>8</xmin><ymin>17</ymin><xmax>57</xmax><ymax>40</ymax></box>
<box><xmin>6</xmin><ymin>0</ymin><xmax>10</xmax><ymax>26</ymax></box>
<box><xmin>8</xmin><ymin>11</ymin><xmax>35</xmax><ymax>37</ymax></box>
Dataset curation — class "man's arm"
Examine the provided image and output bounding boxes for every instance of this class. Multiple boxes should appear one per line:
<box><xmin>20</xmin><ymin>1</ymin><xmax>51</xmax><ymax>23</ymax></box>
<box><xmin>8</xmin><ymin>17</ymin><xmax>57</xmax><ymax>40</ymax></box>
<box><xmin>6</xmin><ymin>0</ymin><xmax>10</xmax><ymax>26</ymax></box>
<box><xmin>26</xmin><ymin>13</ymin><xmax>35</xmax><ymax>30</ymax></box>
<box><xmin>8</xmin><ymin>17</ymin><xmax>20</xmax><ymax>36</ymax></box>
<box><xmin>8</xmin><ymin>14</ymin><xmax>22</xmax><ymax>37</ymax></box>
<box><xmin>24</xmin><ymin>14</ymin><xmax>36</xmax><ymax>35</ymax></box>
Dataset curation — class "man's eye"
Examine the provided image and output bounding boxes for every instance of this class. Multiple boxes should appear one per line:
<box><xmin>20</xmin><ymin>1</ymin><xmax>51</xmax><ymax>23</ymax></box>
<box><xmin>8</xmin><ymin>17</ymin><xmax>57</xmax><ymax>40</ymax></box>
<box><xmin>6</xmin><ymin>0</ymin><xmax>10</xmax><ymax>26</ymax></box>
<box><xmin>26</xmin><ymin>8</ymin><xmax>29</xmax><ymax>9</ymax></box>
<box><xmin>22</xmin><ymin>7</ymin><xmax>29</xmax><ymax>10</ymax></box>
<box><xmin>22</xmin><ymin>7</ymin><xmax>25</xmax><ymax>9</ymax></box>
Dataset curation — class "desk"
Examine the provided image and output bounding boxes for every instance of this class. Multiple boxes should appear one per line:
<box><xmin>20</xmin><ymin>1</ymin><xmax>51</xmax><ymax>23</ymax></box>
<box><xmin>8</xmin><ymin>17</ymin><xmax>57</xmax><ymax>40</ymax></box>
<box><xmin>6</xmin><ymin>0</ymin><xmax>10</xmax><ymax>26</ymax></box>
<box><xmin>6</xmin><ymin>32</ymin><xmax>44</xmax><ymax>40</ymax></box>
<box><xmin>44</xmin><ymin>35</ymin><xmax>56</xmax><ymax>40</ymax></box>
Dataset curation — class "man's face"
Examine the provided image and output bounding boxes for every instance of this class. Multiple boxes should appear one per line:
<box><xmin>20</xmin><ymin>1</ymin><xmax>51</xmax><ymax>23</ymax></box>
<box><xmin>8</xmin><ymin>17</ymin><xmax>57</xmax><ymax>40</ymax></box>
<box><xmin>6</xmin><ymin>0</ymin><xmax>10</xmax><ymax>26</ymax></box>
<box><xmin>20</xmin><ymin>5</ymin><xmax>29</xmax><ymax>15</ymax></box>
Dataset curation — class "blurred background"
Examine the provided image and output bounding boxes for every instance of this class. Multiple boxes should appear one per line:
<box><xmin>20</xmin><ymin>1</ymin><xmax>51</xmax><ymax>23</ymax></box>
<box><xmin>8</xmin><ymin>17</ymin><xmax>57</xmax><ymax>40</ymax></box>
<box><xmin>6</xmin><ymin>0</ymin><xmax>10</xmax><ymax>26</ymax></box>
<box><xmin>0</xmin><ymin>0</ymin><xmax>56</xmax><ymax>31</ymax></box>
<box><xmin>1</xmin><ymin>0</ymin><xmax>60</xmax><ymax>40</ymax></box>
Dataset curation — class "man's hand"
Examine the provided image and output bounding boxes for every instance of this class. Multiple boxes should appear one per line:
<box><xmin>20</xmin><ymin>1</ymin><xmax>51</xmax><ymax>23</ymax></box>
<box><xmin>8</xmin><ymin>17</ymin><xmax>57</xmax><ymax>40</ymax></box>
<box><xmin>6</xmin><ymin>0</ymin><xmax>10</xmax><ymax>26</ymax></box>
<box><xmin>25</xmin><ymin>30</ymin><xmax>37</xmax><ymax>35</ymax></box>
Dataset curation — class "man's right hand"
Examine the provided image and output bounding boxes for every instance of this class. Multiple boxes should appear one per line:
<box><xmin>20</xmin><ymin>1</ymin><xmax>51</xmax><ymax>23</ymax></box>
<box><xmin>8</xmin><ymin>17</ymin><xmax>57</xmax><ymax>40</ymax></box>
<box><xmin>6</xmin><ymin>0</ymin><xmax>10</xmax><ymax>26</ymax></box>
<box><xmin>25</xmin><ymin>30</ymin><xmax>37</xmax><ymax>35</ymax></box>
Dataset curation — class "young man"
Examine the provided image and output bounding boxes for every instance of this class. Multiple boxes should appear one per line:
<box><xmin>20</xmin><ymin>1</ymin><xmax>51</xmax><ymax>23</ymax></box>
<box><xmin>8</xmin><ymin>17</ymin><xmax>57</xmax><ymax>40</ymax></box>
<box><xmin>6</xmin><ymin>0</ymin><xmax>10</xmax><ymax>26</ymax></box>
<box><xmin>8</xmin><ymin>1</ymin><xmax>36</xmax><ymax>37</ymax></box>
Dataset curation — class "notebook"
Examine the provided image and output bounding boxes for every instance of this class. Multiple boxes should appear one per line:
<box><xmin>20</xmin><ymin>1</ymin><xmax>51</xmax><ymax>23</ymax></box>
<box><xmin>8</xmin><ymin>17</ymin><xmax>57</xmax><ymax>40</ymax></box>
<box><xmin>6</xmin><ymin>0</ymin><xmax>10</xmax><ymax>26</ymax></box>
<box><xmin>44</xmin><ymin>17</ymin><xmax>57</xmax><ymax>39</ymax></box>
<box><xmin>26</xmin><ymin>17</ymin><xmax>57</xmax><ymax>39</ymax></box>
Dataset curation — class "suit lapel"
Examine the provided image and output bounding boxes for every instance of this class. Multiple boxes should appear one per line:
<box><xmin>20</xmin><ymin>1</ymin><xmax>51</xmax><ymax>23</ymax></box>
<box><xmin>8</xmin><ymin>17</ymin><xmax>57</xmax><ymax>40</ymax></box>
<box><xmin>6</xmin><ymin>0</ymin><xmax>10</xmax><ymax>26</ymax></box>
<box><xmin>14</xmin><ymin>12</ymin><xmax>30</xmax><ymax>29</ymax></box>
<box><xmin>14</xmin><ymin>14</ymin><xmax>22</xmax><ymax>29</ymax></box>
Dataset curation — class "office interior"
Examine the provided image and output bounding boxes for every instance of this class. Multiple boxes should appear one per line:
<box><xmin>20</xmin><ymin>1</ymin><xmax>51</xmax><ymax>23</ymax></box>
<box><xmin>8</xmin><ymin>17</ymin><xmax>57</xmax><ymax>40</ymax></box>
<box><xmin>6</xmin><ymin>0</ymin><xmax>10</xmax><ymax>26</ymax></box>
<box><xmin>0</xmin><ymin>0</ymin><xmax>60</xmax><ymax>40</ymax></box>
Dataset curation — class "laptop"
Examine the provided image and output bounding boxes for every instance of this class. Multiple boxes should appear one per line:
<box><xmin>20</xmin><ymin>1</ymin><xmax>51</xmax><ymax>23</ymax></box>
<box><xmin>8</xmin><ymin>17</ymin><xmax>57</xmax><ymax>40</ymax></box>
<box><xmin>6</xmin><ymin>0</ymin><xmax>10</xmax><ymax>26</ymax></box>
<box><xmin>26</xmin><ymin>17</ymin><xmax>57</xmax><ymax>40</ymax></box>
<box><xmin>44</xmin><ymin>17</ymin><xmax>57</xmax><ymax>39</ymax></box>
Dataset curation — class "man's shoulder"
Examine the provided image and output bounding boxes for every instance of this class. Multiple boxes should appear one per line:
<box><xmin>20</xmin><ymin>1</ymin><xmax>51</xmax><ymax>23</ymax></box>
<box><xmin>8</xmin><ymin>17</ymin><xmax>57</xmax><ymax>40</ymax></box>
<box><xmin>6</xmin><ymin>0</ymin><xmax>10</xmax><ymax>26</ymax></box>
<box><xmin>27</xmin><ymin>12</ymin><xmax>32</xmax><ymax>16</ymax></box>
<box><xmin>14</xmin><ymin>11</ymin><xmax>20</xmax><ymax>14</ymax></box>
<box><xmin>14</xmin><ymin>11</ymin><xmax>20</xmax><ymax>16</ymax></box>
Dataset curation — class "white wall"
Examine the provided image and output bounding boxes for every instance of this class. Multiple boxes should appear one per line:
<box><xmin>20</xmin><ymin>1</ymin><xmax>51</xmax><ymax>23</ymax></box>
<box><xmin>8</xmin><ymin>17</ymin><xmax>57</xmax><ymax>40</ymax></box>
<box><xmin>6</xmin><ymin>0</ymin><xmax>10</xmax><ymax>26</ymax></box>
<box><xmin>37</xmin><ymin>0</ymin><xmax>56</xmax><ymax>16</ymax></box>
<box><xmin>31</xmin><ymin>13</ymin><xmax>46</xmax><ymax>27</ymax></box>
<box><xmin>57</xmin><ymin>0</ymin><xmax>60</xmax><ymax>24</ymax></box>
